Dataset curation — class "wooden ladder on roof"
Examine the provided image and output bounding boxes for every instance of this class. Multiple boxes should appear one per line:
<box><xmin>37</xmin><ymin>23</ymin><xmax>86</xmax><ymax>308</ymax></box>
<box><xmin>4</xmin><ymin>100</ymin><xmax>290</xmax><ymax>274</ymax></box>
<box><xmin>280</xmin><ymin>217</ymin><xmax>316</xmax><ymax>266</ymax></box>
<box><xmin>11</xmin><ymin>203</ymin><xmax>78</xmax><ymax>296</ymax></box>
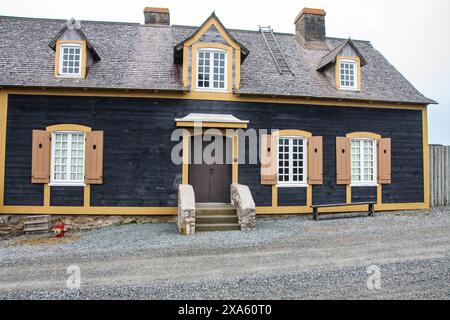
<box><xmin>259</xmin><ymin>26</ymin><xmax>294</xmax><ymax>75</ymax></box>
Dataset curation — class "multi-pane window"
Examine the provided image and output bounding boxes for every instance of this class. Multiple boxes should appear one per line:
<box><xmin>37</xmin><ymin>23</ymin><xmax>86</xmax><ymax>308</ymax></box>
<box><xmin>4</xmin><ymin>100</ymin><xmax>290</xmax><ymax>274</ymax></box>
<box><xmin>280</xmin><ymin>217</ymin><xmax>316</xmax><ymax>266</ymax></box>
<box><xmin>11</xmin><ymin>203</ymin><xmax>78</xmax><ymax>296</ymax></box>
<box><xmin>351</xmin><ymin>139</ymin><xmax>377</xmax><ymax>186</ymax></box>
<box><xmin>278</xmin><ymin>137</ymin><xmax>307</xmax><ymax>186</ymax></box>
<box><xmin>197</xmin><ymin>50</ymin><xmax>226</xmax><ymax>90</ymax></box>
<box><xmin>339</xmin><ymin>60</ymin><xmax>357</xmax><ymax>90</ymax></box>
<box><xmin>51</xmin><ymin>132</ymin><xmax>85</xmax><ymax>185</ymax></box>
<box><xmin>59</xmin><ymin>44</ymin><xmax>82</xmax><ymax>77</ymax></box>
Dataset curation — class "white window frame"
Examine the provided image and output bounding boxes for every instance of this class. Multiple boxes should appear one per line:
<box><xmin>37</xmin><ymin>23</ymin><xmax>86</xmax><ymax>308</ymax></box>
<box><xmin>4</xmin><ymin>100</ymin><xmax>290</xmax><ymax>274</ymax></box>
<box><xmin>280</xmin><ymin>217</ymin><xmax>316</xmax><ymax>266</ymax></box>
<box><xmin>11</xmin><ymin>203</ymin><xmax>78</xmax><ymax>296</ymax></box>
<box><xmin>49</xmin><ymin>131</ymin><xmax>86</xmax><ymax>187</ymax></box>
<box><xmin>350</xmin><ymin>138</ymin><xmax>378</xmax><ymax>187</ymax></box>
<box><xmin>58</xmin><ymin>43</ymin><xmax>83</xmax><ymax>78</ymax></box>
<box><xmin>277</xmin><ymin>136</ymin><xmax>308</xmax><ymax>188</ymax></box>
<box><xmin>195</xmin><ymin>48</ymin><xmax>228</xmax><ymax>92</ymax></box>
<box><xmin>339</xmin><ymin>59</ymin><xmax>358</xmax><ymax>91</ymax></box>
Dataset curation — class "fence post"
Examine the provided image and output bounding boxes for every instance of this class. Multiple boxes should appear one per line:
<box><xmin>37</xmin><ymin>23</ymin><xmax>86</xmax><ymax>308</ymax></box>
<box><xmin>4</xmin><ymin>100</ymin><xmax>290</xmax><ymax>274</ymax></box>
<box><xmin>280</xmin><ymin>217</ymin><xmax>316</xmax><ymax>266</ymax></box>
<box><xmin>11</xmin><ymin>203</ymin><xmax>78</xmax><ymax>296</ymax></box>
<box><xmin>429</xmin><ymin>145</ymin><xmax>450</xmax><ymax>207</ymax></box>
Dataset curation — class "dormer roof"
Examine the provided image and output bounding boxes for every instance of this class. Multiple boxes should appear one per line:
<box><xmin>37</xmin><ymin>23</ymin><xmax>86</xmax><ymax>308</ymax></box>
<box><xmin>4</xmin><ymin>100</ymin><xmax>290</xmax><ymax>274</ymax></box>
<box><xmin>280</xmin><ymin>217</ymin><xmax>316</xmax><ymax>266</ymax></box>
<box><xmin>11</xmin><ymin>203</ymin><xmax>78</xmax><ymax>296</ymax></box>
<box><xmin>174</xmin><ymin>12</ymin><xmax>249</xmax><ymax>64</ymax></box>
<box><xmin>317</xmin><ymin>38</ymin><xmax>367</xmax><ymax>71</ymax></box>
<box><xmin>48</xmin><ymin>18</ymin><xmax>101</xmax><ymax>61</ymax></box>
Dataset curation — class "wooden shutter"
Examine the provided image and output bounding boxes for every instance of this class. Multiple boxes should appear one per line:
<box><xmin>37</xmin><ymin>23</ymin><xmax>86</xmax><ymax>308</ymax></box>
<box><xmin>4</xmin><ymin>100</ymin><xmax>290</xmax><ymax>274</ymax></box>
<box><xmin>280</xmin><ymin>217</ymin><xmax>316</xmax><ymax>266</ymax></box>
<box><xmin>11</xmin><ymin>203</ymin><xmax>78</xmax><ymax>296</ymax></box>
<box><xmin>336</xmin><ymin>137</ymin><xmax>351</xmax><ymax>185</ymax></box>
<box><xmin>31</xmin><ymin>130</ymin><xmax>50</xmax><ymax>183</ymax></box>
<box><xmin>260</xmin><ymin>134</ymin><xmax>277</xmax><ymax>185</ymax></box>
<box><xmin>308</xmin><ymin>136</ymin><xmax>323</xmax><ymax>185</ymax></box>
<box><xmin>85</xmin><ymin>131</ymin><xmax>104</xmax><ymax>184</ymax></box>
<box><xmin>378</xmin><ymin>138</ymin><xmax>391</xmax><ymax>184</ymax></box>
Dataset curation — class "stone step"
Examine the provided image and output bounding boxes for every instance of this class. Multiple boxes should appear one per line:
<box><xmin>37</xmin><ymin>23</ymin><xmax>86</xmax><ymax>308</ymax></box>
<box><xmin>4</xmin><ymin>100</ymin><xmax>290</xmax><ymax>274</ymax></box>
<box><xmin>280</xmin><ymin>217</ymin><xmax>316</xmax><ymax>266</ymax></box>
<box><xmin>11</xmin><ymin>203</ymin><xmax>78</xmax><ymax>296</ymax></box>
<box><xmin>196</xmin><ymin>223</ymin><xmax>241</xmax><ymax>232</ymax></box>
<box><xmin>23</xmin><ymin>226</ymin><xmax>49</xmax><ymax>233</ymax></box>
<box><xmin>25</xmin><ymin>215</ymin><xmax>51</xmax><ymax>221</ymax></box>
<box><xmin>196</xmin><ymin>215</ymin><xmax>238</xmax><ymax>225</ymax></box>
<box><xmin>23</xmin><ymin>219</ymin><xmax>50</xmax><ymax>225</ymax></box>
<box><xmin>196</xmin><ymin>207</ymin><xmax>236</xmax><ymax>216</ymax></box>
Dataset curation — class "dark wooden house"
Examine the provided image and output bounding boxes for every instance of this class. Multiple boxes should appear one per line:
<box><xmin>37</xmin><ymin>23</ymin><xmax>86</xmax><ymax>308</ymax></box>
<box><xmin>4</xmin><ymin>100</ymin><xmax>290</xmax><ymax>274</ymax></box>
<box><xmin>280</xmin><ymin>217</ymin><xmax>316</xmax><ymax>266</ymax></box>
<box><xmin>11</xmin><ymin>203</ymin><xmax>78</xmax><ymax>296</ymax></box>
<box><xmin>0</xmin><ymin>7</ymin><xmax>436</xmax><ymax>219</ymax></box>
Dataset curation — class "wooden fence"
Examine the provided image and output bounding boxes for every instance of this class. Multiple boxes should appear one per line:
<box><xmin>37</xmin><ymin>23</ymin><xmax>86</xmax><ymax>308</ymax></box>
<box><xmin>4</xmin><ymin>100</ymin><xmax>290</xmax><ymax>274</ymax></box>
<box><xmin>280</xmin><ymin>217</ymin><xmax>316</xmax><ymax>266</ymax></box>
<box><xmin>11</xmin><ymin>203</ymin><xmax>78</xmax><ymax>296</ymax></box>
<box><xmin>429</xmin><ymin>145</ymin><xmax>450</xmax><ymax>207</ymax></box>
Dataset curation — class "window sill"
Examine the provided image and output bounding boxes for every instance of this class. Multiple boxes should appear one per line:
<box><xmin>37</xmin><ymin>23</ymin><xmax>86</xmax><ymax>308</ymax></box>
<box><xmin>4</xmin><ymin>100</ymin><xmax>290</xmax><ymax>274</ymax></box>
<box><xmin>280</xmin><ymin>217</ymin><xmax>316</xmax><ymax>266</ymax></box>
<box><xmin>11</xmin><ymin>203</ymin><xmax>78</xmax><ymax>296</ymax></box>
<box><xmin>48</xmin><ymin>182</ymin><xmax>86</xmax><ymax>187</ymax></box>
<box><xmin>194</xmin><ymin>89</ymin><xmax>230</xmax><ymax>94</ymax></box>
<box><xmin>277</xmin><ymin>184</ymin><xmax>309</xmax><ymax>188</ymax></box>
<box><xmin>350</xmin><ymin>183</ymin><xmax>378</xmax><ymax>188</ymax></box>
<box><xmin>57</xmin><ymin>74</ymin><xmax>83</xmax><ymax>79</ymax></box>
<box><xmin>338</xmin><ymin>87</ymin><xmax>359</xmax><ymax>92</ymax></box>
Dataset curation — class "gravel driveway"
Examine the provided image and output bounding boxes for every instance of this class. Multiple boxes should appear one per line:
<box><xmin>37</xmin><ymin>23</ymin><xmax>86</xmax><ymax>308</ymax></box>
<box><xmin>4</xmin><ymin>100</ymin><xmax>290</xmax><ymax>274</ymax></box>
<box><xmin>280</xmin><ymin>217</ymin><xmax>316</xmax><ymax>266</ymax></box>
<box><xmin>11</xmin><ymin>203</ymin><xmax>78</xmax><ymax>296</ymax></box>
<box><xmin>0</xmin><ymin>207</ymin><xmax>449</xmax><ymax>300</ymax></box>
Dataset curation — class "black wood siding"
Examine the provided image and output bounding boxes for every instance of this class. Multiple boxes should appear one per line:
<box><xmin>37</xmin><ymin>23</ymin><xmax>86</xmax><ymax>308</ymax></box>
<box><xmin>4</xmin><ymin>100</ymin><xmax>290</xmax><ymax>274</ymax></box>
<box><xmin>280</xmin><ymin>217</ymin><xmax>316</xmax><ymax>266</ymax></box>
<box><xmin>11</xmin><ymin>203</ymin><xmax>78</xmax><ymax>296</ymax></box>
<box><xmin>4</xmin><ymin>95</ymin><xmax>424</xmax><ymax>207</ymax></box>
<box><xmin>352</xmin><ymin>187</ymin><xmax>377</xmax><ymax>203</ymax></box>
<box><xmin>278</xmin><ymin>188</ymin><xmax>307</xmax><ymax>207</ymax></box>
<box><xmin>50</xmin><ymin>187</ymin><xmax>84</xmax><ymax>207</ymax></box>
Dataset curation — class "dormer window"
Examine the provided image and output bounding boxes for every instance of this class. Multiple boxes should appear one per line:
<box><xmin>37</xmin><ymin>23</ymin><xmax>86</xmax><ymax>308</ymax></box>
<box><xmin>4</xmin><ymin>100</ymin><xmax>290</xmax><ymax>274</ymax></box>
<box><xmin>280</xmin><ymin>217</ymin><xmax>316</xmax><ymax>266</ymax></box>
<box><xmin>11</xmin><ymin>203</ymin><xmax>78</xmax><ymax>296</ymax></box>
<box><xmin>316</xmin><ymin>39</ymin><xmax>366</xmax><ymax>92</ymax></box>
<box><xmin>59</xmin><ymin>43</ymin><xmax>82</xmax><ymax>77</ymax></box>
<box><xmin>49</xmin><ymin>19</ymin><xmax>101</xmax><ymax>80</ymax></box>
<box><xmin>339</xmin><ymin>59</ymin><xmax>358</xmax><ymax>90</ymax></box>
<box><xmin>53</xmin><ymin>40</ymin><xmax>88</xmax><ymax>79</ymax></box>
<box><xmin>196</xmin><ymin>49</ymin><xmax>227</xmax><ymax>91</ymax></box>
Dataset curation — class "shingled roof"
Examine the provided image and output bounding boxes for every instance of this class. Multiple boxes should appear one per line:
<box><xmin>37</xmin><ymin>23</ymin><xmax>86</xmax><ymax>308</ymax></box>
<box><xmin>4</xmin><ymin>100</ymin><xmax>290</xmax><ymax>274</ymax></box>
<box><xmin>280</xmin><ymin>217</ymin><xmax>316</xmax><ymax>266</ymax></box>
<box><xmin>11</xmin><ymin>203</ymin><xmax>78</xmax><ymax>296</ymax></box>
<box><xmin>0</xmin><ymin>15</ymin><xmax>436</xmax><ymax>104</ymax></box>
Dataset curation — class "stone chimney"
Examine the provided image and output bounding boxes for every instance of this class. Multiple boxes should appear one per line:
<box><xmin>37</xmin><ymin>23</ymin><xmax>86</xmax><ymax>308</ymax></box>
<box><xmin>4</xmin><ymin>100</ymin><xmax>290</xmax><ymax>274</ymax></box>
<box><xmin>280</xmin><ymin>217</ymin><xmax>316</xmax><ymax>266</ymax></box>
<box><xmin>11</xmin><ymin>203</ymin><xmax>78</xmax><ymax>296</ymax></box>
<box><xmin>143</xmin><ymin>7</ymin><xmax>170</xmax><ymax>25</ymax></box>
<box><xmin>294</xmin><ymin>8</ymin><xmax>327</xmax><ymax>49</ymax></box>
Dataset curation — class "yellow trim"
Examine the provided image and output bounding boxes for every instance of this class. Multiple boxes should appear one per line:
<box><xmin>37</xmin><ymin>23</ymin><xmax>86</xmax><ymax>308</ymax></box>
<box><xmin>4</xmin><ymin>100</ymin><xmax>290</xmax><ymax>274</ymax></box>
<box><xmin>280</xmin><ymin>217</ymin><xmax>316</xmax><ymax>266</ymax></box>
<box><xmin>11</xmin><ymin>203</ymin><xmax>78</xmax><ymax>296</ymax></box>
<box><xmin>422</xmin><ymin>107</ymin><xmax>430</xmax><ymax>207</ymax></box>
<box><xmin>275</xmin><ymin>129</ymin><xmax>313</xmax><ymax>138</ymax></box>
<box><xmin>84</xmin><ymin>185</ymin><xmax>90</xmax><ymax>208</ymax></box>
<box><xmin>191</xmin><ymin>43</ymin><xmax>233</xmax><ymax>94</ymax></box>
<box><xmin>346</xmin><ymin>132</ymin><xmax>381</xmax><ymax>140</ymax></box>
<box><xmin>43</xmin><ymin>184</ymin><xmax>50</xmax><ymax>207</ymax></box>
<box><xmin>306</xmin><ymin>186</ymin><xmax>312</xmax><ymax>207</ymax></box>
<box><xmin>336</xmin><ymin>56</ymin><xmax>361</xmax><ymax>91</ymax></box>
<box><xmin>346</xmin><ymin>185</ymin><xmax>352</xmax><ymax>204</ymax></box>
<box><xmin>3</xmin><ymin>88</ymin><xmax>426</xmax><ymax>111</ymax></box>
<box><xmin>256</xmin><ymin>202</ymin><xmax>429</xmax><ymax>215</ymax></box>
<box><xmin>184</xmin><ymin>16</ymin><xmax>240</xmax><ymax>49</ymax></box>
<box><xmin>377</xmin><ymin>184</ymin><xmax>382</xmax><ymax>205</ymax></box>
<box><xmin>0</xmin><ymin>201</ymin><xmax>429</xmax><ymax>216</ymax></box>
<box><xmin>1</xmin><ymin>206</ymin><xmax>177</xmax><ymax>215</ymax></box>
<box><xmin>176</xmin><ymin>121</ymin><xmax>248</xmax><ymax>129</ymax></box>
<box><xmin>46</xmin><ymin>124</ymin><xmax>92</xmax><ymax>133</ymax></box>
<box><xmin>271</xmin><ymin>185</ymin><xmax>278</xmax><ymax>207</ymax></box>
<box><xmin>182</xmin><ymin>129</ymin><xmax>190</xmax><ymax>184</ymax></box>
<box><xmin>54</xmin><ymin>40</ymin><xmax>87</xmax><ymax>79</ymax></box>
<box><xmin>0</xmin><ymin>90</ymin><xmax>7</xmax><ymax>206</ymax></box>
<box><xmin>182</xmin><ymin>45</ymin><xmax>189</xmax><ymax>88</ymax></box>
<box><xmin>232</xmin><ymin>132</ymin><xmax>238</xmax><ymax>184</ymax></box>
<box><xmin>236</xmin><ymin>49</ymin><xmax>241</xmax><ymax>90</ymax></box>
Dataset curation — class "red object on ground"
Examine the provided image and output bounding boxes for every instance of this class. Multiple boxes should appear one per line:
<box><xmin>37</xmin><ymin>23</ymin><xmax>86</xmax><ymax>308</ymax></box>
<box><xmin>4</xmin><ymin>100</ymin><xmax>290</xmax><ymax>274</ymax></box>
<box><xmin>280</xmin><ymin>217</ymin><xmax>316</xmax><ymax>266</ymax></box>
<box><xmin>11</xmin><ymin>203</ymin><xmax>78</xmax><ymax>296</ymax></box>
<box><xmin>52</xmin><ymin>221</ymin><xmax>65</xmax><ymax>238</ymax></box>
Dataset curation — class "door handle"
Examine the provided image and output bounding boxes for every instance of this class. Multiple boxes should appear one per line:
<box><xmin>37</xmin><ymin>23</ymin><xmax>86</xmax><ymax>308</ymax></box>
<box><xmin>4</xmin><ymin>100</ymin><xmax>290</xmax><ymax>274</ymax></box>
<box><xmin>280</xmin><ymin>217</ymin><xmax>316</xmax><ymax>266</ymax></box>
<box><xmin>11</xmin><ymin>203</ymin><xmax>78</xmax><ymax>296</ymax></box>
<box><xmin>210</xmin><ymin>167</ymin><xmax>214</xmax><ymax>175</ymax></box>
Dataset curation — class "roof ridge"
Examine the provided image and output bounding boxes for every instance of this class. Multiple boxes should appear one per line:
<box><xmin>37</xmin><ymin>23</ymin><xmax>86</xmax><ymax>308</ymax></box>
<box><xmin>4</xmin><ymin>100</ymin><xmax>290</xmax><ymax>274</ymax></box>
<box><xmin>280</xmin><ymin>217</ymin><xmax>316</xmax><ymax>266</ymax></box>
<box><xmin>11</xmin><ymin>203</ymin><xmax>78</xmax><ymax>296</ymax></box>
<box><xmin>326</xmin><ymin>36</ymin><xmax>371</xmax><ymax>44</ymax></box>
<box><xmin>0</xmin><ymin>15</ymin><xmax>139</xmax><ymax>26</ymax></box>
<box><xmin>0</xmin><ymin>16</ymin><xmax>372</xmax><ymax>41</ymax></box>
<box><xmin>171</xmin><ymin>24</ymin><xmax>294</xmax><ymax>36</ymax></box>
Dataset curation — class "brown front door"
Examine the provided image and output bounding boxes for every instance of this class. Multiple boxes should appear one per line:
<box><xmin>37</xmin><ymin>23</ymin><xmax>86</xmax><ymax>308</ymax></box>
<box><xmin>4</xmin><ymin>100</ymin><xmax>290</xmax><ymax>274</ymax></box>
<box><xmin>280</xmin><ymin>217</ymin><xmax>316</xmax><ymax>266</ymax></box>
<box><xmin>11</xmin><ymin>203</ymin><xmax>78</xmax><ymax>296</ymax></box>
<box><xmin>189</xmin><ymin>135</ymin><xmax>232</xmax><ymax>203</ymax></box>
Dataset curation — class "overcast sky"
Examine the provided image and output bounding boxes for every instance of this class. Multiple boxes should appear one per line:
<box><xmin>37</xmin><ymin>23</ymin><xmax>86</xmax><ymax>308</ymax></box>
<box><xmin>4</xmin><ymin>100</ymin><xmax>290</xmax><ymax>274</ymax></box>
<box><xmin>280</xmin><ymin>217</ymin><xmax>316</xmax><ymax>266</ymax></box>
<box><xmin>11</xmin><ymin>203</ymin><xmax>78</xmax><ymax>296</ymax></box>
<box><xmin>1</xmin><ymin>0</ymin><xmax>449</xmax><ymax>144</ymax></box>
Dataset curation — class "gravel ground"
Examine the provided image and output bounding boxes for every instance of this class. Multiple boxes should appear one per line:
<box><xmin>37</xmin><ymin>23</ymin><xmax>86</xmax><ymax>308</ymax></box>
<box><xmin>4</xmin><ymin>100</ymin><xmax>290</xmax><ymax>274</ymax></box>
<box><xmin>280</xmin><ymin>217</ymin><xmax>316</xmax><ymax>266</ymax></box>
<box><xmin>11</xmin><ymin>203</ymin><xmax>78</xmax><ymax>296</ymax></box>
<box><xmin>0</xmin><ymin>207</ymin><xmax>449</xmax><ymax>300</ymax></box>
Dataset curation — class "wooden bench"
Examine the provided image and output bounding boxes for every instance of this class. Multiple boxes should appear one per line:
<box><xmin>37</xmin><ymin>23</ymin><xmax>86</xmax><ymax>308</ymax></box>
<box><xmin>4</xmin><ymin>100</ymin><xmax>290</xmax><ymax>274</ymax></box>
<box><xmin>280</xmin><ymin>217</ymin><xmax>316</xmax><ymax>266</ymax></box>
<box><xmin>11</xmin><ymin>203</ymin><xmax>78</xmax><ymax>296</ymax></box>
<box><xmin>310</xmin><ymin>202</ymin><xmax>376</xmax><ymax>221</ymax></box>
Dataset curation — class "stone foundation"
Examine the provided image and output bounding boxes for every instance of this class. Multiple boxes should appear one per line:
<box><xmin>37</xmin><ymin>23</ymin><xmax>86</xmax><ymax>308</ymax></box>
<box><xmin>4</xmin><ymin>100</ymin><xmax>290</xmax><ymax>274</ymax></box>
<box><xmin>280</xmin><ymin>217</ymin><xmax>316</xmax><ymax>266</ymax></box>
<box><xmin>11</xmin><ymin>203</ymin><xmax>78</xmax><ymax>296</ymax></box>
<box><xmin>0</xmin><ymin>215</ymin><xmax>176</xmax><ymax>238</ymax></box>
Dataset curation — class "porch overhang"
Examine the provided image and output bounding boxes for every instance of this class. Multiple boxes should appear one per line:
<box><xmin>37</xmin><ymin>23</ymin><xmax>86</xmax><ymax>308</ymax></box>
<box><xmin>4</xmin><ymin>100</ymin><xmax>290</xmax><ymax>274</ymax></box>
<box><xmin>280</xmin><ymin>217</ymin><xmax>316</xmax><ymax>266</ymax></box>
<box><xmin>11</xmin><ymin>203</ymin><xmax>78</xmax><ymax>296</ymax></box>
<box><xmin>175</xmin><ymin>113</ymin><xmax>249</xmax><ymax>129</ymax></box>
